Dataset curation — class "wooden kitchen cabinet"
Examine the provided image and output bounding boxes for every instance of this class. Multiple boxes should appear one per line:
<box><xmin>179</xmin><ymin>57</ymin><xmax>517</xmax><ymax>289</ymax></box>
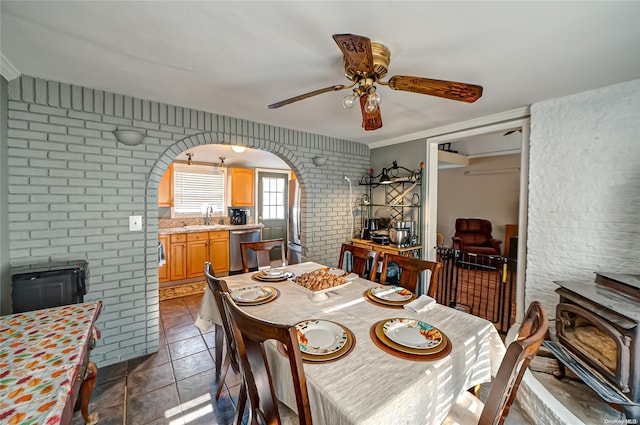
<box><xmin>230</xmin><ymin>168</ymin><xmax>254</xmax><ymax>206</ymax></box>
<box><xmin>158</xmin><ymin>234</ymin><xmax>170</xmax><ymax>283</ymax></box>
<box><xmin>161</xmin><ymin>230</ymin><xmax>230</xmax><ymax>283</ymax></box>
<box><xmin>158</xmin><ymin>163</ymin><xmax>173</xmax><ymax>207</ymax></box>
<box><xmin>186</xmin><ymin>232</ymin><xmax>209</xmax><ymax>278</ymax></box>
<box><xmin>209</xmin><ymin>230</ymin><xmax>230</xmax><ymax>276</ymax></box>
<box><xmin>169</xmin><ymin>233</ymin><xmax>187</xmax><ymax>281</ymax></box>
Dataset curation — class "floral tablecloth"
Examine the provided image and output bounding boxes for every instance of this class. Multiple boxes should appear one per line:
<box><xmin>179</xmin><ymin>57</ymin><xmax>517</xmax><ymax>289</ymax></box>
<box><xmin>0</xmin><ymin>302</ymin><xmax>102</xmax><ymax>425</ymax></box>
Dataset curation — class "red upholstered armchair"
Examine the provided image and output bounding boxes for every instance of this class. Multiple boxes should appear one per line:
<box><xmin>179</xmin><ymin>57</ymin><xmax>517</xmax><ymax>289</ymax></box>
<box><xmin>451</xmin><ymin>218</ymin><xmax>502</xmax><ymax>256</ymax></box>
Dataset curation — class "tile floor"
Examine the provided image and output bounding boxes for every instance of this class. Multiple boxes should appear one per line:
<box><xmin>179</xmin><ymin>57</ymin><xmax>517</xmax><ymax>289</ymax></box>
<box><xmin>72</xmin><ymin>293</ymin><xmax>531</xmax><ymax>425</ymax></box>
<box><xmin>71</xmin><ymin>294</ymin><xmax>243</xmax><ymax>425</ymax></box>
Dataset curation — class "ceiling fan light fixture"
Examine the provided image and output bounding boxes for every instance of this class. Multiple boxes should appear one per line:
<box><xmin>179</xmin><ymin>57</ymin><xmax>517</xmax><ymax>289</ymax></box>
<box><xmin>342</xmin><ymin>94</ymin><xmax>357</xmax><ymax>109</ymax></box>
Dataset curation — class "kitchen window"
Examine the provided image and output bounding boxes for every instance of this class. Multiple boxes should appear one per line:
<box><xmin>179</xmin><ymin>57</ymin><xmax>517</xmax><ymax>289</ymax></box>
<box><xmin>173</xmin><ymin>163</ymin><xmax>226</xmax><ymax>216</ymax></box>
<box><xmin>261</xmin><ymin>176</ymin><xmax>285</xmax><ymax>219</ymax></box>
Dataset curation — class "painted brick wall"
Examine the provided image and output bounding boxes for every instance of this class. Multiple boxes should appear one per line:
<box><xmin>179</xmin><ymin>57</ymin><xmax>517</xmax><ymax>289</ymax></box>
<box><xmin>526</xmin><ymin>79</ymin><xmax>640</xmax><ymax>315</ymax></box>
<box><xmin>5</xmin><ymin>75</ymin><xmax>369</xmax><ymax>366</ymax></box>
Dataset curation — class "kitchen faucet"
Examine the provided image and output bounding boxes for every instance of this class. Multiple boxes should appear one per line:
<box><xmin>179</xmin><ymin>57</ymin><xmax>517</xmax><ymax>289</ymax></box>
<box><xmin>204</xmin><ymin>206</ymin><xmax>214</xmax><ymax>225</ymax></box>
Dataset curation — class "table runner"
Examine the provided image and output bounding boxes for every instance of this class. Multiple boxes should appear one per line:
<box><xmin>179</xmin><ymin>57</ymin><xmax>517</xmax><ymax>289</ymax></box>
<box><xmin>200</xmin><ymin>262</ymin><xmax>505</xmax><ymax>424</ymax></box>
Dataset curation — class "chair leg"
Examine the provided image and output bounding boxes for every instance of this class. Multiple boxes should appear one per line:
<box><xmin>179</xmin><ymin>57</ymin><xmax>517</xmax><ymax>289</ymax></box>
<box><xmin>234</xmin><ymin>381</ymin><xmax>247</xmax><ymax>425</ymax></box>
<box><xmin>214</xmin><ymin>323</ymin><xmax>223</xmax><ymax>381</ymax></box>
<box><xmin>215</xmin><ymin>354</ymin><xmax>231</xmax><ymax>400</ymax></box>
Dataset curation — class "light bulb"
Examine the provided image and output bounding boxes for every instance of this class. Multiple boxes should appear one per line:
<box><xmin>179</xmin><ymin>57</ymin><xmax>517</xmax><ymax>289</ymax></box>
<box><xmin>365</xmin><ymin>95</ymin><xmax>378</xmax><ymax>113</ymax></box>
<box><xmin>342</xmin><ymin>95</ymin><xmax>357</xmax><ymax>109</ymax></box>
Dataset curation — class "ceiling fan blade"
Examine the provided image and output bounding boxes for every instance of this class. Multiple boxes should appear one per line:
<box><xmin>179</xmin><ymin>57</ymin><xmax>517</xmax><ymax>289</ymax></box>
<box><xmin>332</xmin><ymin>33</ymin><xmax>374</xmax><ymax>77</ymax></box>
<box><xmin>387</xmin><ymin>76</ymin><xmax>483</xmax><ymax>103</ymax></box>
<box><xmin>268</xmin><ymin>84</ymin><xmax>351</xmax><ymax>109</ymax></box>
<box><xmin>359</xmin><ymin>95</ymin><xmax>382</xmax><ymax>131</ymax></box>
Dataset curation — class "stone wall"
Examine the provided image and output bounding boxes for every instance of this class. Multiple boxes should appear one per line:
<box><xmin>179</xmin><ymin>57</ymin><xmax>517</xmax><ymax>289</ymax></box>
<box><xmin>526</xmin><ymin>79</ymin><xmax>640</xmax><ymax>315</ymax></box>
<box><xmin>5</xmin><ymin>75</ymin><xmax>370</xmax><ymax>366</ymax></box>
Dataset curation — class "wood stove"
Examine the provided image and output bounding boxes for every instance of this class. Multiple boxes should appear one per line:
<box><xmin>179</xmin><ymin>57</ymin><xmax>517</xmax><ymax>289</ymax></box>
<box><xmin>545</xmin><ymin>273</ymin><xmax>640</xmax><ymax>421</ymax></box>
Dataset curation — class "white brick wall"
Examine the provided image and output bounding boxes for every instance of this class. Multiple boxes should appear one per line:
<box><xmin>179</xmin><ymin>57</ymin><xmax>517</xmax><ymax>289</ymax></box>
<box><xmin>526</xmin><ymin>79</ymin><xmax>640</xmax><ymax>315</ymax></box>
<box><xmin>6</xmin><ymin>75</ymin><xmax>370</xmax><ymax>366</ymax></box>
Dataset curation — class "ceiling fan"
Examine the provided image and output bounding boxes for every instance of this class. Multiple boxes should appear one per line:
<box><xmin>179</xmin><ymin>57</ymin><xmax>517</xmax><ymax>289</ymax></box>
<box><xmin>268</xmin><ymin>34</ymin><xmax>483</xmax><ymax>131</ymax></box>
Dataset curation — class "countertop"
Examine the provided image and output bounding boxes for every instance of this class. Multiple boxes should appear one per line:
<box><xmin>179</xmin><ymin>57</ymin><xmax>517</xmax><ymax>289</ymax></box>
<box><xmin>159</xmin><ymin>223</ymin><xmax>263</xmax><ymax>235</ymax></box>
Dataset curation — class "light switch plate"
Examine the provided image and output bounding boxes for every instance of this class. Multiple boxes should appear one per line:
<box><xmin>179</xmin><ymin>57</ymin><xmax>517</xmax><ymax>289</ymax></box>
<box><xmin>129</xmin><ymin>215</ymin><xmax>142</xmax><ymax>231</ymax></box>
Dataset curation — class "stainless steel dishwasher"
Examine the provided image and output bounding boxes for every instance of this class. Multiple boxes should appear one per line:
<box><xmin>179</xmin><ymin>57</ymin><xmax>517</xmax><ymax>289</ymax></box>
<box><xmin>229</xmin><ymin>228</ymin><xmax>261</xmax><ymax>273</ymax></box>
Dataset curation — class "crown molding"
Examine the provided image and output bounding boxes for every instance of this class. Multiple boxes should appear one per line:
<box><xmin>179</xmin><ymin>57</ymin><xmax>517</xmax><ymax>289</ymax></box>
<box><xmin>1</xmin><ymin>53</ymin><xmax>21</xmax><ymax>81</ymax></box>
<box><xmin>369</xmin><ymin>106</ymin><xmax>531</xmax><ymax>149</ymax></box>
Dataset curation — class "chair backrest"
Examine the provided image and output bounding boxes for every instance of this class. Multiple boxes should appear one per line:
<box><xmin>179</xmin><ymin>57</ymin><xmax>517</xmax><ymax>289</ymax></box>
<box><xmin>221</xmin><ymin>292</ymin><xmax>313</xmax><ymax>425</ymax></box>
<box><xmin>204</xmin><ymin>262</ymin><xmax>240</xmax><ymax>374</ymax></box>
<box><xmin>479</xmin><ymin>301</ymin><xmax>548</xmax><ymax>425</ymax></box>
<box><xmin>240</xmin><ymin>238</ymin><xmax>286</xmax><ymax>273</ymax></box>
<box><xmin>337</xmin><ymin>244</ymin><xmax>379</xmax><ymax>281</ymax></box>
<box><xmin>379</xmin><ymin>253</ymin><xmax>442</xmax><ymax>297</ymax></box>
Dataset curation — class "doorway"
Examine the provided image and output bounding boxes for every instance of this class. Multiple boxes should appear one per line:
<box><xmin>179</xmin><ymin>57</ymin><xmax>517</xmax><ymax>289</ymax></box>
<box><xmin>425</xmin><ymin>117</ymin><xmax>530</xmax><ymax>323</ymax></box>
<box><xmin>257</xmin><ymin>170</ymin><xmax>289</xmax><ymax>260</ymax></box>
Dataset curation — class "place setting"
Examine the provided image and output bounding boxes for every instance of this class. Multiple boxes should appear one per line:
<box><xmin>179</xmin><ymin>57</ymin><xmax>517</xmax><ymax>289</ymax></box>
<box><xmin>229</xmin><ymin>285</ymin><xmax>280</xmax><ymax>306</ymax></box>
<box><xmin>364</xmin><ymin>284</ymin><xmax>417</xmax><ymax>308</ymax></box>
<box><xmin>370</xmin><ymin>317</ymin><xmax>451</xmax><ymax>361</ymax></box>
<box><xmin>288</xmin><ymin>319</ymin><xmax>356</xmax><ymax>363</ymax></box>
<box><xmin>251</xmin><ymin>268</ymin><xmax>295</xmax><ymax>283</ymax></box>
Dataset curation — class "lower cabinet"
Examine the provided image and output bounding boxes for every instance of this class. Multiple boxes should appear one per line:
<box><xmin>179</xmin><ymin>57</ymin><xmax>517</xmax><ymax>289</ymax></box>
<box><xmin>160</xmin><ymin>230</ymin><xmax>230</xmax><ymax>283</ymax></box>
<box><xmin>170</xmin><ymin>234</ymin><xmax>187</xmax><ymax>281</ymax></box>
<box><xmin>209</xmin><ymin>231</ymin><xmax>230</xmax><ymax>276</ymax></box>
<box><xmin>158</xmin><ymin>234</ymin><xmax>170</xmax><ymax>283</ymax></box>
<box><xmin>187</xmin><ymin>232</ymin><xmax>209</xmax><ymax>278</ymax></box>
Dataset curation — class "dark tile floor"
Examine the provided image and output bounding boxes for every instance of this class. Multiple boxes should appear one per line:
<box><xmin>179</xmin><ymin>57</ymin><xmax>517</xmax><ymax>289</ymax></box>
<box><xmin>72</xmin><ymin>294</ymin><xmax>243</xmax><ymax>425</ymax></box>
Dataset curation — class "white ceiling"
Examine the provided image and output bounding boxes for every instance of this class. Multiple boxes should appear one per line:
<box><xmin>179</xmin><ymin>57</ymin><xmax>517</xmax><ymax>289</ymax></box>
<box><xmin>2</xmin><ymin>2</ymin><xmax>639</xmax><ymax>147</ymax></box>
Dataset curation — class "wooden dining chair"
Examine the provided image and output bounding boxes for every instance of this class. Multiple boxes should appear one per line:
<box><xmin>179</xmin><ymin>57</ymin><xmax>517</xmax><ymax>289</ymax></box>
<box><xmin>204</xmin><ymin>262</ymin><xmax>246</xmax><ymax>424</ymax></box>
<box><xmin>240</xmin><ymin>238</ymin><xmax>286</xmax><ymax>273</ymax></box>
<box><xmin>337</xmin><ymin>243</ymin><xmax>379</xmax><ymax>281</ymax></box>
<box><xmin>442</xmin><ymin>301</ymin><xmax>549</xmax><ymax>425</ymax></box>
<box><xmin>379</xmin><ymin>253</ymin><xmax>442</xmax><ymax>297</ymax></box>
<box><xmin>221</xmin><ymin>292</ymin><xmax>313</xmax><ymax>425</ymax></box>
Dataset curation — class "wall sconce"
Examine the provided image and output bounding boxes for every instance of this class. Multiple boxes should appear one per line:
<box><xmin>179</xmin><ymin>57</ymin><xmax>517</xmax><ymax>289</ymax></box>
<box><xmin>312</xmin><ymin>156</ymin><xmax>327</xmax><ymax>166</ymax></box>
<box><xmin>114</xmin><ymin>129</ymin><xmax>145</xmax><ymax>146</ymax></box>
<box><xmin>186</xmin><ymin>153</ymin><xmax>193</xmax><ymax>165</ymax></box>
<box><xmin>231</xmin><ymin>145</ymin><xmax>246</xmax><ymax>153</ymax></box>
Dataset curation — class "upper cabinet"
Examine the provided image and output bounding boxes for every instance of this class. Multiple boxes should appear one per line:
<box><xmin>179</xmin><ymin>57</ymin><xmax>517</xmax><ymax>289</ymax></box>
<box><xmin>230</xmin><ymin>168</ymin><xmax>254</xmax><ymax>206</ymax></box>
<box><xmin>158</xmin><ymin>163</ymin><xmax>173</xmax><ymax>207</ymax></box>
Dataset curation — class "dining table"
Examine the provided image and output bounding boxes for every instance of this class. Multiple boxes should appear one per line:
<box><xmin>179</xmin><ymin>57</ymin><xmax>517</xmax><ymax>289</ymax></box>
<box><xmin>196</xmin><ymin>261</ymin><xmax>506</xmax><ymax>425</ymax></box>
<box><xmin>0</xmin><ymin>302</ymin><xmax>102</xmax><ymax>425</ymax></box>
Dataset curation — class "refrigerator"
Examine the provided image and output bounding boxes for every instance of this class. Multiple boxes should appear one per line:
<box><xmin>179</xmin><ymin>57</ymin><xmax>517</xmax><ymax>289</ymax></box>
<box><xmin>287</xmin><ymin>178</ymin><xmax>302</xmax><ymax>264</ymax></box>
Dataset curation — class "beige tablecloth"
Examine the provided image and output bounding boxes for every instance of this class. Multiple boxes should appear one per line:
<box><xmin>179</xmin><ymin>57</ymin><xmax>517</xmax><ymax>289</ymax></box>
<box><xmin>197</xmin><ymin>262</ymin><xmax>505</xmax><ymax>425</ymax></box>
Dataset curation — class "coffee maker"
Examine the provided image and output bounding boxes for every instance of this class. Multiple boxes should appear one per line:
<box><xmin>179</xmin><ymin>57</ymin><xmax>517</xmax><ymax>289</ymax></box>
<box><xmin>228</xmin><ymin>207</ymin><xmax>248</xmax><ymax>225</ymax></box>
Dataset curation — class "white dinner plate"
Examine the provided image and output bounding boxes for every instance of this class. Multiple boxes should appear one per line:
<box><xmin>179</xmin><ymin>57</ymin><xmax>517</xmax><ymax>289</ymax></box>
<box><xmin>231</xmin><ymin>286</ymin><xmax>275</xmax><ymax>303</ymax></box>
<box><xmin>295</xmin><ymin>320</ymin><xmax>348</xmax><ymax>355</ymax></box>
<box><xmin>382</xmin><ymin>319</ymin><xmax>443</xmax><ymax>349</ymax></box>
<box><xmin>371</xmin><ymin>285</ymin><xmax>413</xmax><ymax>302</ymax></box>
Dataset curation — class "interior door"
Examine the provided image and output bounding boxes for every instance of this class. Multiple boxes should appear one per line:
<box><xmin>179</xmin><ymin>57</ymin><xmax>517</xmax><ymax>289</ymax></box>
<box><xmin>257</xmin><ymin>171</ymin><xmax>288</xmax><ymax>260</ymax></box>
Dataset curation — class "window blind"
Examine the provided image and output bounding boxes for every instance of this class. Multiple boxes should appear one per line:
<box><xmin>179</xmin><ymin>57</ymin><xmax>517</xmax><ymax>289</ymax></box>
<box><xmin>173</xmin><ymin>164</ymin><xmax>226</xmax><ymax>214</ymax></box>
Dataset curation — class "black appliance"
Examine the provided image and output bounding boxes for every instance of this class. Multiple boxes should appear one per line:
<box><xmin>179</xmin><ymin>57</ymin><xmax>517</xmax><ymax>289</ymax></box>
<box><xmin>360</xmin><ymin>218</ymin><xmax>382</xmax><ymax>240</ymax></box>
<box><xmin>11</xmin><ymin>260</ymin><xmax>88</xmax><ymax>313</ymax></box>
<box><xmin>229</xmin><ymin>207</ymin><xmax>248</xmax><ymax>225</ymax></box>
